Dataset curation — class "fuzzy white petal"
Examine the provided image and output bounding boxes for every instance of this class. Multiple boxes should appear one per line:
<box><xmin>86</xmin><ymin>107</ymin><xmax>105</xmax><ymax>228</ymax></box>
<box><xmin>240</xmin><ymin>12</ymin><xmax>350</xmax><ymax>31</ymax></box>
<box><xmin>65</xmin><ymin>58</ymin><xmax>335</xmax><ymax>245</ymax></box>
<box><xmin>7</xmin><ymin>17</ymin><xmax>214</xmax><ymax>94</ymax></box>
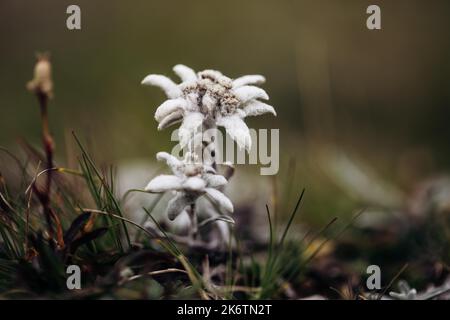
<box><xmin>155</xmin><ymin>98</ymin><xmax>186</xmax><ymax>122</ymax></box>
<box><xmin>145</xmin><ymin>175</ymin><xmax>183</xmax><ymax>192</ymax></box>
<box><xmin>205</xmin><ymin>188</ymin><xmax>234</xmax><ymax>214</ymax></box>
<box><xmin>232</xmin><ymin>75</ymin><xmax>265</xmax><ymax>88</ymax></box>
<box><xmin>217</xmin><ymin>115</ymin><xmax>252</xmax><ymax>151</ymax></box>
<box><xmin>242</xmin><ymin>100</ymin><xmax>276</xmax><ymax>117</ymax></box>
<box><xmin>167</xmin><ymin>193</ymin><xmax>192</xmax><ymax>220</ymax></box>
<box><xmin>141</xmin><ymin>74</ymin><xmax>182</xmax><ymax>99</ymax></box>
<box><xmin>235</xmin><ymin>109</ymin><xmax>246</xmax><ymax>118</ymax></box>
<box><xmin>203</xmin><ymin>165</ymin><xmax>217</xmax><ymax>174</ymax></box>
<box><xmin>233</xmin><ymin>85</ymin><xmax>269</xmax><ymax>103</ymax></box>
<box><xmin>173</xmin><ymin>64</ymin><xmax>197</xmax><ymax>82</ymax></box>
<box><xmin>156</xmin><ymin>151</ymin><xmax>182</xmax><ymax>166</ymax></box>
<box><xmin>178</xmin><ymin>112</ymin><xmax>204</xmax><ymax>147</ymax></box>
<box><xmin>158</xmin><ymin>110</ymin><xmax>183</xmax><ymax>130</ymax></box>
<box><xmin>156</xmin><ymin>152</ymin><xmax>183</xmax><ymax>175</ymax></box>
<box><xmin>183</xmin><ymin>176</ymin><xmax>207</xmax><ymax>191</ymax></box>
<box><xmin>203</xmin><ymin>174</ymin><xmax>227</xmax><ymax>188</ymax></box>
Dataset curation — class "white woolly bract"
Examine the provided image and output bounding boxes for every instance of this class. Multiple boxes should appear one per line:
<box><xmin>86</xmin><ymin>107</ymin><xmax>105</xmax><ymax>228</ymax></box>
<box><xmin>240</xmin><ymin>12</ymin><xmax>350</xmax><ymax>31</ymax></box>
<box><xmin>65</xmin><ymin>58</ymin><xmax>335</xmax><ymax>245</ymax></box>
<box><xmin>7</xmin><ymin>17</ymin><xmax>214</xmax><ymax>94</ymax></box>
<box><xmin>178</xmin><ymin>112</ymin><xmax>204</xmax><ymax>147</ymax></box>
<box><xmin>141</xmin><ymin>74</ymin><xmax>182</xmax><ymax>99</ymax></box>
<box><xmin>205</xmin><ymin>188</ymin><xmax>234</xmax><ymax>214</ymax></box>
<box><xmin>203</xmin><ymin>174</ymin><xmax>228</xmax><ymax>187</ymax></box>
<box><xmin>157</xmin><ymin>110</ymin><xmax>183</xmax><ymax>130</ymax></box>
<box><xmin>232</xmin><ymin>85</ymin><xmax>269</xmax><ymax>103</ymax></box>
<box><xmin>156</xmin><ymin>152</ymin><xmax>183</xmax><ymax>175</ymax></box>
<box><xmin>145</xmin><ymin>174</ymin><xmax>182</xmax><ymax>192</ymax></box>
<box><xmin>173</xmin><ymin>64</ymin><xmax>197</xmax><ymax>82</ymax></box>
<box><xmin>242</xmin><ymin>100</ymin><xmax>276</xmax><ymax>117</ymax></box>
<box><xmin>217</xmin><ymin>114</ymin><xmax>252</xmax><ymax>151</ymax></box>
<box><xmin>154</xmin><ymin>98</ymin><xmax>186</xmax><ymax>122</ymax></box>
<box><xmin>182</xmin><ymin>176</ymin><xmax>207</xmax><ymax>191</ymax></box>
<box><xmin>232</xmin><ymin>75</ymin><xmax>265</xmax><ymax>88</ymax></box>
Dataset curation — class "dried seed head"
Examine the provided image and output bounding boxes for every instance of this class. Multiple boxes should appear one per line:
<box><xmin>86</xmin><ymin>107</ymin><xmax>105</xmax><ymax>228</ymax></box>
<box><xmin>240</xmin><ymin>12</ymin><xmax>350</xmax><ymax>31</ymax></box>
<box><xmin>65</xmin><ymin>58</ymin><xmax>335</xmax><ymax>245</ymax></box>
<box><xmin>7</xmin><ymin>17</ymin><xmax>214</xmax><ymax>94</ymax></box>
<box><xmin>26</xmin><ymin>52</ymin><xmax>53</xmax><ymax>99</ymax></box>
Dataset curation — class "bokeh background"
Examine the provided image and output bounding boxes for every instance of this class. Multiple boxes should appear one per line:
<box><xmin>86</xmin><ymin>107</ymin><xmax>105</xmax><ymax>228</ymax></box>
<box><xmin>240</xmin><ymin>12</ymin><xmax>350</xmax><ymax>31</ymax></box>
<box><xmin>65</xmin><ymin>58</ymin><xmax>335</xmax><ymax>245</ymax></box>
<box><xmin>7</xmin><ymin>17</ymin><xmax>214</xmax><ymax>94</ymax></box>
<box><xmin>2</xmin><ymin>0</ymin><xmax>450</xmax><ymax>225</ymax></box>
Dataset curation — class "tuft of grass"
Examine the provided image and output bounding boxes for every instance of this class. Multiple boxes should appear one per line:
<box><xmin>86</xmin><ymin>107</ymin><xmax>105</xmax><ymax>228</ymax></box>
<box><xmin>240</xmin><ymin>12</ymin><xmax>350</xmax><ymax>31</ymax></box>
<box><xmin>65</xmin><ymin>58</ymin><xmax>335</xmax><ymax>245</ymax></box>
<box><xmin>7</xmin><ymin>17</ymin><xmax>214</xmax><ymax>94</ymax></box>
<box><xmin>257</xmin><ymin>189</ymin><xmax>306</xmax><ymax>299</ymax></box>
<box><xmin>72</xmin><ymin>131</ymin><xmax>131</xmax><ymax>252</ymax></box>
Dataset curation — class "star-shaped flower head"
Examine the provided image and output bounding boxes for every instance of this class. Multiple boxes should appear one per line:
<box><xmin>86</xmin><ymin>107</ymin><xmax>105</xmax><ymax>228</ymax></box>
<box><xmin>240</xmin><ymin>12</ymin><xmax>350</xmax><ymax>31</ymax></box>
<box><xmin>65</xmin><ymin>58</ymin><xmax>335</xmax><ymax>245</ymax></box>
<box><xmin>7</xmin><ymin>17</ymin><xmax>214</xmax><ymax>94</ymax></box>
<box><xmin>145</xmin><ymin>152</ymin><xmax>233</xmax><ymax>220</ymax></box>
<box><xmin>142</xmin><ymin>65</ymin><xmax>276</xmax><ymax>151</ymax></box>
<box><xmin>389</xmin><ymin>281</ymin><xmax>418</xmax><ymax>300</ymax></box>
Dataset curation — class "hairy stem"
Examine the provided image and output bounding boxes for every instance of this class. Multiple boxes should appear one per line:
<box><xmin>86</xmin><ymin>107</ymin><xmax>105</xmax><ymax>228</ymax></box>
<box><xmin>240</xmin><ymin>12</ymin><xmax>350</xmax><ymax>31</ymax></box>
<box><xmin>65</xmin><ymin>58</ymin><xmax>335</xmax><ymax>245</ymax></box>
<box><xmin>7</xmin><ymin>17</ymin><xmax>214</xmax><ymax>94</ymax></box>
<box><xmin>189</xmin><ymin>203</ymin><xmax>198</xmax><ymax>240</ymax></box>
<box><xmin>203</xmin><ymin>119</ymin><xmax>217</xmax><ymax>169</ymax></box>
<box><xmin>34</xmin><ymin>91</ymin><xmax>63</xmax><ymax>247</ymax></box>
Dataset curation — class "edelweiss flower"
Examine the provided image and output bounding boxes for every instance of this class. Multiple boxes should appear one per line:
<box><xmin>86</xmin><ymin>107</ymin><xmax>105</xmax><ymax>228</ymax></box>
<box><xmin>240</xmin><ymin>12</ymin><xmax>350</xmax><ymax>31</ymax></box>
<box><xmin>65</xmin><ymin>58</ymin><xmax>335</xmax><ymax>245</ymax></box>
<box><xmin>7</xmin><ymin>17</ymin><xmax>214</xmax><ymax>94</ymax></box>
<box><xmin>142</xmin><ymin>65</ymin><xmax>276</xmax><ymax>151</ymax></box>
<box><xmin>145</xmin><ymin>152</ymin><xmax>233</xmax><ymax>220</ymax></box>
<box><xmin>389</xmin><ymin>281</ymin><xmax>418</xmax><ymax>300</ymax></box>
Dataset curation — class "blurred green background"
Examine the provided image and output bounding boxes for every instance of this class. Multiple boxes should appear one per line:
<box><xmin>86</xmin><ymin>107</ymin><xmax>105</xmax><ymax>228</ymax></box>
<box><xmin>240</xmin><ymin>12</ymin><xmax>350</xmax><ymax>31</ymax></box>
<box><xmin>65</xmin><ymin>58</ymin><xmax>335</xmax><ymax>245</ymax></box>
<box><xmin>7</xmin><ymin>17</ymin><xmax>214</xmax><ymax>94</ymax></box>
<box><xmin>1</xmin><ymin>0</ymin><xmax>450</xmax><ymax>224</ymax></box>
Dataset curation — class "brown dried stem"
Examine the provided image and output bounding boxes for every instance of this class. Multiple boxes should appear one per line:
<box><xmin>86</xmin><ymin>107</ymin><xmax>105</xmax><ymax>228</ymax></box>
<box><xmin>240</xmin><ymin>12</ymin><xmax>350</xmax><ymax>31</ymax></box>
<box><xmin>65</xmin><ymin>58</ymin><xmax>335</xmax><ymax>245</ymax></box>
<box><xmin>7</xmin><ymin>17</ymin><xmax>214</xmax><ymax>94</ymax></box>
<box><xmin>27</xmin><ymin>54</ymin><xmax>64</xmax><ymax>248</ymax></box>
